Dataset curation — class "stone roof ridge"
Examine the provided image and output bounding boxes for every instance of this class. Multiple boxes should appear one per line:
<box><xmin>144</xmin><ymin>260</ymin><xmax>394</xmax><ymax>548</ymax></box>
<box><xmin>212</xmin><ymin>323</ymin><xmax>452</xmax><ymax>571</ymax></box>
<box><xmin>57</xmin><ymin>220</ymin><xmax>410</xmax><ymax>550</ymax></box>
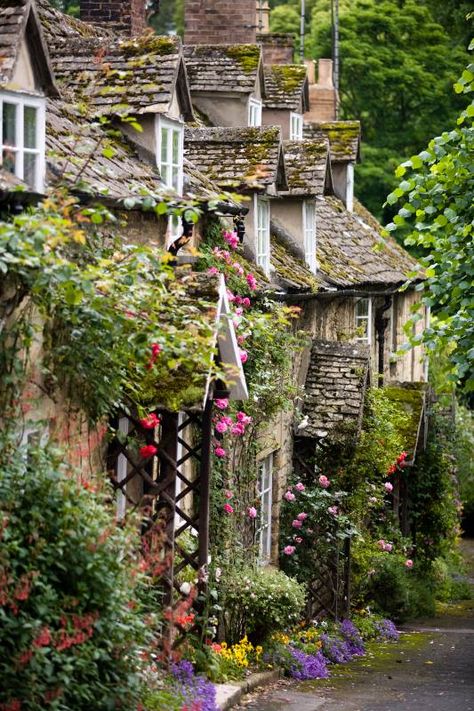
<box><xmin>312</xmin><ymin>340</ymin><xmax>370</xmax><ymax>359</ymax></box>
<box><xmin>263</xmin><ymin>63</ymin><xmax>309</xmax><ymax>111</ymax></box>
<box><xmin>304</xmin><ymin>120</ymin><xmax>361</xmax><ymax>163</ymax></box>
<box><xmin>183</xmin><ymin>43</ymin><xmax>264</xmax><ymax>95</ymax></box>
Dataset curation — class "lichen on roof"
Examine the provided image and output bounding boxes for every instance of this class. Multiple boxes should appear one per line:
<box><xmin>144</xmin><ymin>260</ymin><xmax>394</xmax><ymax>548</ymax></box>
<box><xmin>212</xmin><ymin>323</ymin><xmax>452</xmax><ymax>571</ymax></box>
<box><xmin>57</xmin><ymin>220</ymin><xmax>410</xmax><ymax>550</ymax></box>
<box><xmin>224</xmin><ymin>44</ymin><xmax>261</xmax><ymax>74</ymax></box>
<box><xmin>120</xmin><ymin>34</ymin><xmax>177</xmax><ymax>57</ymax></box>
<box><xmin>263</xmin><ymin>64</ymin><xmax>308</xmax><ymax>111</ymax></box>
<box><xmin>280</xmin><ymin>138</ymin><xmax>330</xmax><ymax>196</ymax></box>
<box><xmin>304</xmin><ymin>121</ymin><xmax>360</xmax><ymax>163</ymax></box>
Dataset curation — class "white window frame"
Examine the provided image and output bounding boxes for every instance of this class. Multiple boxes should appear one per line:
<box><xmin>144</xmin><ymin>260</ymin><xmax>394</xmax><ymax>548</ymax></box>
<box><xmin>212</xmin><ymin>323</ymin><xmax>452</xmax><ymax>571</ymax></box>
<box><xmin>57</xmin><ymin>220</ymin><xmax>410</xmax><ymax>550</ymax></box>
<box><xmin>346</xmin><ymin>162</ymin><xmax>354</xmax><ymax>212</ymax></box>
<box><xmin>0</xmin><ymin>91</ymin><xmax>45</xmax><ymax>192</ymax></box>
<box><xmin>290</xmin><ymin>112</ymin><xmax>303</xmax><ymax>140</ymax></box>
<box><xmin>254</xmin><ymin>195</ymin><xmax>270</xmax><ymax>275</ymax></box>
<box><xmin>302</xmin><ymin>200</ymin><xmax>317</xmax><ymax>273</ymax></box>
<box><xmin>257</xmin><ymin>452</ymin><xmax>274</xmax><ymax>565</ymax></box>
<box><xmin>248</xmin><ymin>97</ymin><xmax>262</xmax><ymax>127</ymax></box>
<box><xmin>355</xmin><ymin>297</ymin><xmax>372</xmax><ymax>344</ymax></box>
<box><xmin>155</xmin><ymin>115</ymin><xmax>184</xmax><ymax>194</ymax></box>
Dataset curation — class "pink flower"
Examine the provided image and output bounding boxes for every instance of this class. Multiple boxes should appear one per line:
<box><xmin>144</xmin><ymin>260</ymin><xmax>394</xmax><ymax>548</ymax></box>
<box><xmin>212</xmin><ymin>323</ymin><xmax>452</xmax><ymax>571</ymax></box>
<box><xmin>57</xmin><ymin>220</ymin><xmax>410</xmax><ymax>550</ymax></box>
<box><xmin>221</xmin><ymin>416</ymin><xmax>233</xmax><ymax>426</ymax></box>
<box><xmin>208</xmin><ymin>266</ymin><xmax>220</xmax><ymax>275</ymax></box>
<box><xmin>318</xmin><ymin>475</ymin><xmax>330</xmax><ymax>489</ymax></box>
<box><xmin>297</xmin><ymin>512</ymin><xmax>308</xmax><ymax>521</ymax></box>
<box><xmin>139</xmin><ymin>444</ymin><xmax>157</xmax><ymax>459</ymax></box>
<box><xmin>226</xmin><ymin>289</ymin><xmax>236</xmax><ymax>302</ymax></box>
<box><xmin>246</xmin><ymin>273</ymin><xmax>257</xmax><ymax>290</ymax></box>
<box><xmin>292</xmin><ymin>519</ymin><xmax>303</xmax><ymax>529</ymax></box>
<box><xmin>237</xmin><ymin>334</ymin><xmax>246</xmax><ymax>345</ymax></box>
<box><xmin>215</xmin><ymin>420</ymin><xmax>228</xmax><ymax>434</ymax></box>
<box><xmin>223</xmin><ymin>503</ymin><xmax>234</xmax><ymax>514</ymax></box>
<box><xmin>215</xmin><ymin>398</ymin><xmax>229</xmax><ymax>410</ymax></box>
<box><xmin>294</xmin><ymin>537</ymin><xmax>303</xmax><ymax>544</ymax></box>
<box><xmin>328</xmin><ymin>506</ymin><xmax>338</xmax><ymax>516</ymax></box>
<box><xmin>223</xmin><ymin>230</ymin><xmax>239</xmax><ymax>249</ymax></box>
<box><xmin>377</xmin><ymin>539</ymin><xmax>386</xmax><ymax>550</ymax></box>
<box><xmin>283</xmin><ymin>545</ymin><xmax>296</xmax><ymax>555</ymax></box>
<box><xmin>236</xmin><ymin>411</ymin><xmax>252</xmax><ymax>425</ymax></box>
<box><xmin>247</xmin><ymin>506</ymin><xmax>257</xmax><ymax>519</ymax></box>
<box><xmin>214</xmin><ymin>446</ymin><xmax>227</xmax><ymax>458</ymax></box>
<box><xmin>384</xmin><ymin>543</ymin><xmax>393</xmax><ymax>552</ymax></box>
<box><xmin>232</xmin><ymin>261</ymin><xmax>244</xmax><ymax>275</ymax></box>
<box><xmin>239</xmin><ymin>349</ymin><xmax>248</xmax><ymax>363</ymax></box>
<box><xmin>405</xmin><ymin>559</ymin><xmax>414</xmax><ymax>569</ymax></box>
<box><xmin>235</xmin><ymin>307</ymin><xmax>243</xmax><ymax>316</ymax></box>
<box><xmin>295</xmin><ymin>482</ymin><xmax>305</xmax><ymax>492</ymax></box>
<box><xmin>284</xmin><ymin>491</ymin><xmax>295</xmax><ymax>502</ymax></box>
<box><xmin>224</xmin><ymin>490</ymin><xmax>233</xmax><ymax>499</ymax></box>
<box><xmin>231</xmin><ymin>422</ymin><xmax>245</xmax><ymax>436</ymax></box>
<box><xmin>385</xmin><ymin>482</ymin><xmax>394</xmax><ymax>493</ymax></box>
<box><xmin>241</xmin><ymin>297</ymin><xmax>251</xmax><ymax>308</ymax></box>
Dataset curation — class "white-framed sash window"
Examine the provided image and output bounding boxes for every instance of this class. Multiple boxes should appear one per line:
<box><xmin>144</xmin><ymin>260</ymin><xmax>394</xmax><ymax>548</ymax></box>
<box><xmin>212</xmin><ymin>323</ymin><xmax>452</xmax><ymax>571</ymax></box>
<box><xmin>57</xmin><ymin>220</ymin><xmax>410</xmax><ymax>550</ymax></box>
<box><xmin>156</xmin><ymin>116</ymin><xmax>184</xmax><ymax>194</ymax></box>
<box><xmin>355</xmin><ymin>297</ymin><xmax>372</xmax><ymax>344</ymax></box>
<box><xmin>248</xmin><ymin>97</ymin><xmax>262</xmax><ymax>127</ymax></box>
<box><xmin>0</xmin><ymin>92</ymin><xmax>45</xmax><ymax>192</ymax></box>
<box><xmin>290</xmin><ymin>112</ymin><xmax>303</xmax><ymax>140</ymax></box>
<box><xmin>255</xmin><ymin>196</ymin><xmax>270</xmax><ymax>275</ymax></box>
<box><xmin>257</xmin><ymin>452</ymin><xmax>273</xmax><ymax>564</ymax></box>
<box><xmin>303</xmin><ymin>200</ymin><xmax>317</xmax><ymax>273</ymax></box>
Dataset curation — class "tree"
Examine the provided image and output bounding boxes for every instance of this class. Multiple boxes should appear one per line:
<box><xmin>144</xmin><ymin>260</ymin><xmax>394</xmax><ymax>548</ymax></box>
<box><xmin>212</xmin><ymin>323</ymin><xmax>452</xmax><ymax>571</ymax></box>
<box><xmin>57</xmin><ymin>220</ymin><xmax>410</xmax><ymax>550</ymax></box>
<box><xmin>385</xmin><ymin>49</ymin><xmax>474</xmax><ymax>395</ymax></box>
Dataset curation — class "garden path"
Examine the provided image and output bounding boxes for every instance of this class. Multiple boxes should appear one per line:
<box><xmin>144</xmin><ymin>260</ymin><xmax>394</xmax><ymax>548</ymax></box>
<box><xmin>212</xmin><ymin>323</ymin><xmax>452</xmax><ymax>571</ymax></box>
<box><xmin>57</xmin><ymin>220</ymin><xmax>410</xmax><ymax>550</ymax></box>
<box><xmin>235</xmin><ymin>539</ymin><xmax>474</xmax><ymax>711</ymax></box>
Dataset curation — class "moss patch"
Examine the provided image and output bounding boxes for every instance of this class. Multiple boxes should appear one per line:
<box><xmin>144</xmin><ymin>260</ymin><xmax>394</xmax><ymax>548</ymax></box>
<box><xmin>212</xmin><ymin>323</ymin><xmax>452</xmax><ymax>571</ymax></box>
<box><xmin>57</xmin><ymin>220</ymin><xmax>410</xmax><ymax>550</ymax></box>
<box><xmin>119</xmin><ymin>35</ymin><xmax>178</xmax><ymax>57</ymax></box>
<box><xmin>383</xmin><ymin>384</ymin><xmax>425</xmax><ymax>454</ymax></box>
<box><xmin>225</xmin><ymin>45</ymin><xmax>261</xmax><ymax>74</ymax></box>
<box><xmin>269</xmin><ymin>64</ymin><xmax>307</xmax><ymax>92</ymax></box>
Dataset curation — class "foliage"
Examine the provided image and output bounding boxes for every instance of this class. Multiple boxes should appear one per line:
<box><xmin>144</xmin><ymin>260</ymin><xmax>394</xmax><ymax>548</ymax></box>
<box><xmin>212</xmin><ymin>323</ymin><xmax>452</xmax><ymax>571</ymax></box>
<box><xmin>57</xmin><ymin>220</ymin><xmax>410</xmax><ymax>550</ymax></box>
<box><xmin>0</xmin><ymin>440</ymin><xmax>153</xmax><ymax>711</ymax></box>
<box><xmin>455</xmin><ymin>405</ymin><xmax>474</xmax><ymax>533</ymax></box>
<box><xmin>219</xmin><ymin>565</ymin><xmax>306</xmax><ymax>644</ymax></box>
<box><xmin>386</xmin><ymin>50</ymin><xmax>474</xmax><ymax>393</ymax></box>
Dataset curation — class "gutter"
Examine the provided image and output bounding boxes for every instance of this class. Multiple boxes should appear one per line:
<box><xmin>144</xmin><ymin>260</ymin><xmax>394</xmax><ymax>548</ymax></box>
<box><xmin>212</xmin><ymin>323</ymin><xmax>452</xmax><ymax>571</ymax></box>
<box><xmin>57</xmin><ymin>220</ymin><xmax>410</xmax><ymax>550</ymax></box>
<box><xmin>269</xmin><ymin>285</ymin><xmax>404</xmax><ymax>302</ymax></box>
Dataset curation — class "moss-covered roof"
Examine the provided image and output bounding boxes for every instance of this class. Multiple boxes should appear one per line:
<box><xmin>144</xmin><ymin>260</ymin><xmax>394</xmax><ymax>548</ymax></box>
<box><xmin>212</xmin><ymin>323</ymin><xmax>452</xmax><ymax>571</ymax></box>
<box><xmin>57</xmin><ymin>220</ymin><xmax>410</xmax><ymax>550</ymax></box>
<box><xmin>280</xmin><ymin>138</ymin><xmax>332</xmax><ymax>196</ymax></box>
<box><xmin>183</xmin><ymin>44</ymin><xmax>262</xmax><ymax>95</ymax></box>
<box><xmin>304</xmin><ymin>121</ymin><xmax>360</xmax><ymax>163</ymax></box>
<box><xmin>316</xmin><ymin>196</ymin><xmax>419</xmax><ymax>288</ymax></box>
<box><xmin>184</xmin><ymin>126</ymin><xmax>287</xmax><ymax>192</ymax></box>
<box><xmin>271</xmin><ymin>237</ymin><xmax>325</xmax><ymax>293</ymax></box>
<box><xmin>263</xmin><ymin>64</ymin><xmax>309</xmax><ymax>111</ymax></box>
<box><xmin>383</xmin><ymin>383</ymin><xmax>426</xmax><ymax>459</ymax></box>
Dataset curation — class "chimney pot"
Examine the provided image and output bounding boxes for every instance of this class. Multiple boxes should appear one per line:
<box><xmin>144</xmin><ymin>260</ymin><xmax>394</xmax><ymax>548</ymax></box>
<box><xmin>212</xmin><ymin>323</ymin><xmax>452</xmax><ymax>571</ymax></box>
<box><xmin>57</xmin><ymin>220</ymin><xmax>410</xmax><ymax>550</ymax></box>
<box><xmin>318</xmin><ymin>58</ymin><xmax>334</xmax><ymax>88</ymax></box>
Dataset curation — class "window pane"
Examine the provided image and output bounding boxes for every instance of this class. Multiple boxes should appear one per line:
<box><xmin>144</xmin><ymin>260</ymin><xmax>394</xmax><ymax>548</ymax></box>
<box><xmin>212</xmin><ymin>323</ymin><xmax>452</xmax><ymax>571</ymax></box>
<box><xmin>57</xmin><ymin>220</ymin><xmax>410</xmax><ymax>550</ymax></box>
<box><xmin>2</xmin><ymin>103</ymin><xmax>16</xmax><ymax>146</ymax></box>
<box><xmin>356</xmin><ymin>299</ymin><xmax>369</xmax><ymax>317</ymax></box>
<box><xmin>24</xmin><ymin>153</ymin><xmax>37</xmax><ymax>187</ymax></box>
<box><xmin>2</xmin><ymin>147</ymin><xmax>16</xmax><ymax>174</ymax></box>
<box><xmin>24</xmin><ymin>106</ymin><xmax>37</xmax><ymax>149</ymax></box>
<box><xmin>172</xmin><ymin>129</ymin><xmax>179</xmax><ymax>163</ymax></box>
<box><xmin>161</xmin><ymin>127</ymin><xmax>169</xmax><ymax>163</ymax></box>
<box><xmin>161</xmin><ymin>164</ymin><xmax>169</xmax><ymax>184</ymax></box>
<box><xmin>172</xmin><ymin>166</ymin><xmax>179</xmax><ymax>191</ymax></box>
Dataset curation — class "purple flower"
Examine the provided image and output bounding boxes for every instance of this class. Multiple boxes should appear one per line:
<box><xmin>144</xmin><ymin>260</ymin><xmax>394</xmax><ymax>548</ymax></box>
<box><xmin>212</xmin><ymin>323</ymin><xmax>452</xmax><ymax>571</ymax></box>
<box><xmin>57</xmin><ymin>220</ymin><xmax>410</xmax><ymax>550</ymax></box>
<box><xmin>340</xmin><ymin>619</ymin><xmax>365</xmax><ymax>656</ymax></box>
<box><xmin>375</xmin><ymin>619</ymin><xmax>399</xmax><ymax>641</ymax></box>
<box><xmin>320</xmin><ymin>633</ymin><xmax>353</xmax><ymax>664</ymax></box>
<box><xmin>288</xmin><ymin>646</ymin><xmax>329</xmax><ymax>680</ymax></box>
<box><xmin>171</xmin><ymin>660</ymin><xmax>218</xmax><ymax>711</ymax></box>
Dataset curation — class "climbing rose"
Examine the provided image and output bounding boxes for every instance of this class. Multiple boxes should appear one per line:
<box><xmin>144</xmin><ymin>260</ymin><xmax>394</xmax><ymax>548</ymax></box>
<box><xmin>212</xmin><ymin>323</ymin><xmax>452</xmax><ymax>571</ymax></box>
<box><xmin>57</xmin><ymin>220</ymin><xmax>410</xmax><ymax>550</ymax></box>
<box><xmin>318</xmin><ymin>475</ymin><xmax>330</xmax><ymax>489</ymax></box>
<box><xmin>223</xmin><ymin>230</ymin><xmax>239</xmax><ymax>249</ymax></box>
<box><xmin>239</xmin><ymin>349</ymin><xmax>248</xmax><ymax>363</ymax></box>
<box><xmin>387</xmin><ymin>464</ymin><xmax>397</xmax><ymax>476</ymax></box>
<box><xmin>246</xmin><ymin>273</ymin><xmax>257</xmax><ymax>290</ymax></box>
<box><xmin>377</xmin><ymin>539</ymin><xmax>386</xmax><ymax>550</ymax></box>
<box><xmin>283</xmin><ymin>545</ymin><xmax>296</xmax><ymax>555</ymax></box>
<box><xmin>208</xmin><ymin>266</ymin><xmax>220</xmax><ymax>275</ymax></box>
<box><xmin>215</xmin><ymin>420</ymin><xmax>228</xmax><ymax>434</ymax></box>
<box><xmin>237</xmin><ymin>334</ymin><xmax>246</xmax><ymax>345</ymax></box>
<box><xmin>236</xmin><ymin>411</ymin><xmax>252</xmax><ymax>425</ymax></box>
<box><xmin>294</xmin><ymin>537</ymin><xmax>303</xmax><ymax>544</ymax></box>
<box><xmin>297</xmin><ymin>512</ymin><xmax>308</xmax><ymax>521</ymax></box>
<box><xmin>214</xmin><ymin>446</ymin><xmax>227</xmax><ymax>458</ymax></box>
<box><xmin>295</xmin><ymin>482</ymin><xmax>305</xmax><ymax>492</ymax></box>
<box><xmin>226</xmin><ymin>289</ymin><xmax>236</xmax><ymax>302</ymax></box>
<box><xmin>328</xmin><ymin>506</ymin><xmax>338</xmax><ymax>516</ymax></box>
<box><xmin>397</xmin><ymin>451</ymin><xmax>408</xmax><ymax>464</ymax></box>
<box><xmin>247</xmin><ymin>506</ymin><xmax>257</xmax><ymax>519</ymax></box>
<box><xmin>292</xmin><ymin>519</ymin><xmax>303</xmax><ymax>529</ymax></box>
<box><xmin>233</xmin><ymin>261</ymin><xmax>244</xmax><ymax>275</ymax></box>
<box><xmin>284</xmin><ymin>491</ymin><xmax>295</xmax><ymax>502</ymax></box>
<box><xmin>231</xmin><ymin>422</ymin><xmax>245</xmax><ymax>436</ymax></box>
<box><xmin>215</xmin><ymin>398</ymin><xmax>229</xmax><ymax>410</ymax></box>
<box><xmin>241</xmin><ymin>297</ymin><xmax>251</xmax><ymax>308</ymax></box>
<box><xmin>139</xmin><ymin>413</ymin><xmax>160</xmax><ymax>429</ymax></box>
<box><xmin>405</xmin><ymin>559</ymin><xmax>414</xmax><ymax>568</ymax></box>
<box><xmin>384</xmin><ymin>543</ymin><xmax>393</xmax><ymax>552</ymax></box>
<box><xmin>223</xmin><ymin>503</ymin><xmax>234</xmax><ymax>514</ymax></box>
<box><xmin>139</xmin><ymin>444</ymin><xmax>157</xmax><ymax>459</ymax></box>
<box><xmin>385</xmin><ymin>482</ymin><xmax>394</xmax><ymax>493</ymax></box>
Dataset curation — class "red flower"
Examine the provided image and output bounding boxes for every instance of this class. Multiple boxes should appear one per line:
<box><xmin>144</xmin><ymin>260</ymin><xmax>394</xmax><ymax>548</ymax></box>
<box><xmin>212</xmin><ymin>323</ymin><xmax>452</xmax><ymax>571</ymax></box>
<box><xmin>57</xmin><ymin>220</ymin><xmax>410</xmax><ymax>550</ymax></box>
<box><xmin>33</xmin><ymin>627</ymin><xmax>52</xmax><ymax>648</ymax></box>
<box><xmin>139</xmin><ymin>413</ymin><xmax>160</xmax><ymax>429</ymax></box>
<box><xmin>146</xmin><ymin>343</ymin><xmax>162</xmax><ymax>369</ymax></box>
<box><xmin>139</xmin><ymin>444</ymin><xmax>157</xmax><ymax>459</ymax></box>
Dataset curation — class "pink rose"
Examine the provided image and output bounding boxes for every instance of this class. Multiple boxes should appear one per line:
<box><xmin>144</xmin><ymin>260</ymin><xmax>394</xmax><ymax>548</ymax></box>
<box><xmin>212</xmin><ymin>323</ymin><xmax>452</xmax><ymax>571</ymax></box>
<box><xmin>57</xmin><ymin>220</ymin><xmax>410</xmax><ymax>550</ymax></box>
<box><xmin>328</xmin><ymin>506</ymin><xmax>338</xmax><ymax>516</ymax></box>
<box><xmin>242</xmin><ymin>297</ymin><xmax>251</xmax><ymax>308</ymax></box>
<box><xmin>377</xmin><ymin>539</ymin><xmax>386</xmax><ymax>550</ymax></box>
<box><xmin>231</xmin><ymin>422</ymin><xmax>245</xmax><ymax>436</ymax></box>
<box><xmin>318</xmin><ymin>475</ymin><xmax>330</xmax><ymax>489</ymax></box>
<box><xmin>224</xmin><ymin>490</ymin><xmax>233</xmax><ymax>499</ymax></box>
<box><xmin>221</xmin><ymin>416</ymin><xmax>233</xmax><ymax>426</ymax></box>
<box><xmin>405</xmin><ymin>559</ymin><xmax>414</xmax><ymax>569</ymax></box>
<box><xmin>214</xmin><ymin>446</ymin><xmax>227</xmax><ymax>458</ymax></box>
<box><xmin>215</xmin><ymin>398</ymin><xmax>229</xmax><ymax>410</ymax></box>
<box><xmin>283</xmin><ymin>545</ymin><xmax>296</xmax><ymax>555</ymax></box>
<box><xmin>236</xmin><ymin>411</ymin><xmax>252</xmax><ymax>425</ymax></box>
<box><xmin>226</xmin><ymin>289</ymin><xmax>235</xmax><ymax>302</ymax></box>
<box><xmin>384</xmin><ymin>543</ymin><xmax>393</xmax><ymax>552</ymax></box>
<box><xmin>237</xmin><ymin>334</ymin><xmax>246</xmax><ymax>345</ymax></box>
<box><xmin>284</xmin><ymin>491</ymin><xmax>295</xmax><ymax>502</ymax></box>
<box><xmin>292</xmin><ymin>519</ymin><xmax>303</xmax><ymax>529</ymax></box>
<box><xmin>246</xmin><ymin>273</ymin><xmax>257</xmax><ymax>290</ymax></box>
<box><xmin>295</xmin><ymin>482</ymin><xmax>305</xmax><ymax>492</ymax></box>
<box><xmin>385</xmin><ymin>482</ymin><xmax>394</xmax><ymax>493</ymax></box>
<box><xmin>239</xmin><ymin>349</ymin><xmax>248</xmax><ymax>363</ymax></box>
<box><xmin>294</xmin><ymin>537</ymin><xmax>303</xmax><ymax>544</ymax></box>
<box><xmin>234</xmin><ymin>295</ymin><xmax>242</xmax><ymax>306</ymax></box>
<box><xmin>297</xmin><ymin>512</ymin><xmax>308</xmax><ymax>521</ymax></box>
<box><xmin>223</xmin><ymin>231</ymin><xmax>239</xmax><ymax>249</ymax></box>
<box><xmin>223</xmin><ymin>503</ymin><xmax>234</xmax><ymax>514</ymax></box>
<box><xmin>247</xmin><ymin>506</ymin><xmax>257</xmax><ymax>519</ymax></box>
<box><xmin>215</xmin><ymin>420</ymin><xmax>228</xmax><ymax>434</ymax></box>
<box><xmin>208</xmin><ymin>266</ymin><xmax>220</xmax><ymax>275</ymax></box>
<box><xmin>235</xmin><ymin>307</ymin><xmax>243</xmax><ymax>316</ymax></box>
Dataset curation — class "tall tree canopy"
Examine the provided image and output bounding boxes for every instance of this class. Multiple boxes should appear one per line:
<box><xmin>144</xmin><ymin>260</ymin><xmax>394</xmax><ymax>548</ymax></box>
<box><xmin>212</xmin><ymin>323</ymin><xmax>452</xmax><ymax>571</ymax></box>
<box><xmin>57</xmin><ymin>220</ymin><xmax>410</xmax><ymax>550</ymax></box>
<box><xmin>386</xmin><ymin>50</ymin><xmax>474</xmax><ymax>396</ymax></box>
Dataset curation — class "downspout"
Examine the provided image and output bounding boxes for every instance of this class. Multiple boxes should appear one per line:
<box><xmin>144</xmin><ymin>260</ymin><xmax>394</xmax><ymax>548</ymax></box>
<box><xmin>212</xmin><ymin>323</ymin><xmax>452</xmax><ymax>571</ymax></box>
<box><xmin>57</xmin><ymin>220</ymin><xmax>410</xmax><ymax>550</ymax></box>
<box><xmin>374</xmin><ymin>295</ymin><xmax>392</xmax><ymax>387</ymax></box>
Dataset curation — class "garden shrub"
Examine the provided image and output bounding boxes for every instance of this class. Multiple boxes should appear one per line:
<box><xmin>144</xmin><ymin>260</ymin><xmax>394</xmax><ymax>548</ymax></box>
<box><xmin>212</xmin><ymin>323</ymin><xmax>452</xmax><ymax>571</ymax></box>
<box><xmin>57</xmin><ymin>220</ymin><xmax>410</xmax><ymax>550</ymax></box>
<box><xmin>219</xmin><ymin>566</ymin><xmax>306</xmax><ymax>644</ymax></box>
<box><xmin>0</xmin><ymin>444</ymin><xmax>150</xmax><ymax>711</ymax></box>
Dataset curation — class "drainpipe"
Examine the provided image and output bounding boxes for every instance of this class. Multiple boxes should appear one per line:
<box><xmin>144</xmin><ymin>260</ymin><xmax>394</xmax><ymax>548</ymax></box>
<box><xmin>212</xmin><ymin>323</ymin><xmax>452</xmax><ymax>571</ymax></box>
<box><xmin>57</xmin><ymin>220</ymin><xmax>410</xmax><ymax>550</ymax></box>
<box><xmin>374</xmin><ymin>295</ymin><xmax>392</xmax><ymax>387</ymax></box>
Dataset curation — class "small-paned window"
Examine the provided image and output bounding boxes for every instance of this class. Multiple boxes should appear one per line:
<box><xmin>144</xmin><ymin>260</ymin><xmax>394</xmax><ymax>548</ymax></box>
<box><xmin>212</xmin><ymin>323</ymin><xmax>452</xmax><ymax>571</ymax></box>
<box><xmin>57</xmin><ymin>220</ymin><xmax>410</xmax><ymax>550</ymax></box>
<box><xmin>355</xmin><ymin>298</ymin><xmax>372</xmax><ymax>344</ymax></box>
<box><xmin>290</xmin><ymin>112</ymin><xmax>303</xmax><ymax>140</ymax></box>
<box><xmin>255</xmin><ymin>197</ymin><xmax>270</xmax><ymax>275</ymax></box>
<box><xmin>156</xmin><ymin>116</ymin><xmax>184</xmax><ymax>194</ymax></box>
<box><xmin>0</xmin><ymin>93</ymin><xmax>45</xmax><ymax>191</ymax></box>
<box><xmin>303</xmin><ymin>200</ymin><xmax>317</xmax><ymax>273</ymax></box>
<box><xmin>257</xmin><ymin>452</ymin><xmax>274</xmax><ymax>564</ymax></box>
<box><xmin>248</xmin><ymin>98</ymin><xmax>262</xmax><ymax>127</ymax></box>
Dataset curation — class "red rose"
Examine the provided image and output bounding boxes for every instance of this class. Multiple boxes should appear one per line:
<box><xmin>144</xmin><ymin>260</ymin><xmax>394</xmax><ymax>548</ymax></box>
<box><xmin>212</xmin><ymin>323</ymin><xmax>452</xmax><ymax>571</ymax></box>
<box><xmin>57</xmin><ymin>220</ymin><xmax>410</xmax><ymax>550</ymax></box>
<box><xmin>139</xmin><ymin>445</ymin><xmax>157</xmax><ymax>459</ymax></box>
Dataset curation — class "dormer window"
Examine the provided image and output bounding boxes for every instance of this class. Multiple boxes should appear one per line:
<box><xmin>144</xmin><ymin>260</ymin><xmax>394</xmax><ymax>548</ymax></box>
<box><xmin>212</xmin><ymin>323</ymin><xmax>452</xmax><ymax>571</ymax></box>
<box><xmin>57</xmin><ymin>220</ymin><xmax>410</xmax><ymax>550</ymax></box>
<box><xmin>1</xmin><ymin>93</ymin><xmax>45</xmax><ymax>192</ymax></box>
<box><xmin>156</xmin><ymin>116</ymin><xmax>184</xmax><ymax>194</ymax></box>
<box><xmin>355</xmin><ymin>298</ymin><xmax>372</xmax><ymax>344</ymax></box>
<box><xmin>248</xmin><ymin>98</ymin><xmax>262</xmax><ymax>127</ymax></box>
<box><xmin>303</xmin><ymin>200</ymin><xmax>317</xmax><ymax>273</ymax></box>
<box><xmin>255</xmin><ymin>196</ymin><xmax>270</xmax><ymax>275</ymax></box>
<box><xmin>290</xmin><ymin>112</ymin><xmax>303</xmax><ymax>140</ymax></box>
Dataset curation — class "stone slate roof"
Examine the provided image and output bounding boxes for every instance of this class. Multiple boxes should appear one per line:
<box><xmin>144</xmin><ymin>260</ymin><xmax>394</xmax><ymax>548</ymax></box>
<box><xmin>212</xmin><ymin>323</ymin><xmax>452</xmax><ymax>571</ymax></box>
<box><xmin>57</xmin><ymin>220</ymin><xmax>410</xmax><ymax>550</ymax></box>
<box><xmin>301</xmin><ymin>340</ymin><xmax>370</xmax><ymax>440</ymax></box>
<box><xmin>304</xmin><ymin>121</ymin><xmax>360</xmax><ymax>163</ymax></box>
<box><xmin>37</xmin><ymin>1</ymin><xmax>193</xmax><ymax>119</ymax></box>
<box><xmin>184</xmin><ymin>126</ymin><xmax>287</xmax><ymax>192</ymax></box>
<box><xmin>316</xmin><ymin>196</ymin><xmax>418</xmax><ymax>288</ymax></box>
<box><xmin>0</xmin><ymin>0</ymin><xmax>57</xmax><ymax>93</ymax></box>
<box><xmin>183</xmin><ymin>44</ymin><xmax>263</xmax><ymax>94</ymax></box>
<box><xmin>280</xmin><ymin>138</ymin><xmax>332</xmax><ymax>196</ymax></box>
<box><xmin>263</xmin><ymin>64</ymin><xmax>309</xmax><ymax>111</ymax></box>
<box><xmin>183</xmin><ymin>157</ymin><xmax>241</xmax><ymax>211</ymax></box>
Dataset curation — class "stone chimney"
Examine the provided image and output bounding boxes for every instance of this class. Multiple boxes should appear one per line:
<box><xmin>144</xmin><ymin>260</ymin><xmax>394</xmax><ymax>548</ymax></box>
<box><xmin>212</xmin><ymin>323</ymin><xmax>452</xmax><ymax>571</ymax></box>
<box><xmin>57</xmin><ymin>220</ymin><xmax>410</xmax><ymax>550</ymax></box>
<box><xmin>257</xmin><ymin>32</ymin><xmax>294</xmax><ymax>64</ymax></box>
<box><xmin>184</xmin><ymin>0</ymin><xmax>257</xmax><ymax>45</ymax></box>
<box><xmin>304</xmin><ymin>58</ymin><xmax>338</xmax><ymax>122</ymax></box>
<box><xmin>80</xmin><ymin>0</ymin><xmax>148</xmax><ymax>36</ymax></box>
